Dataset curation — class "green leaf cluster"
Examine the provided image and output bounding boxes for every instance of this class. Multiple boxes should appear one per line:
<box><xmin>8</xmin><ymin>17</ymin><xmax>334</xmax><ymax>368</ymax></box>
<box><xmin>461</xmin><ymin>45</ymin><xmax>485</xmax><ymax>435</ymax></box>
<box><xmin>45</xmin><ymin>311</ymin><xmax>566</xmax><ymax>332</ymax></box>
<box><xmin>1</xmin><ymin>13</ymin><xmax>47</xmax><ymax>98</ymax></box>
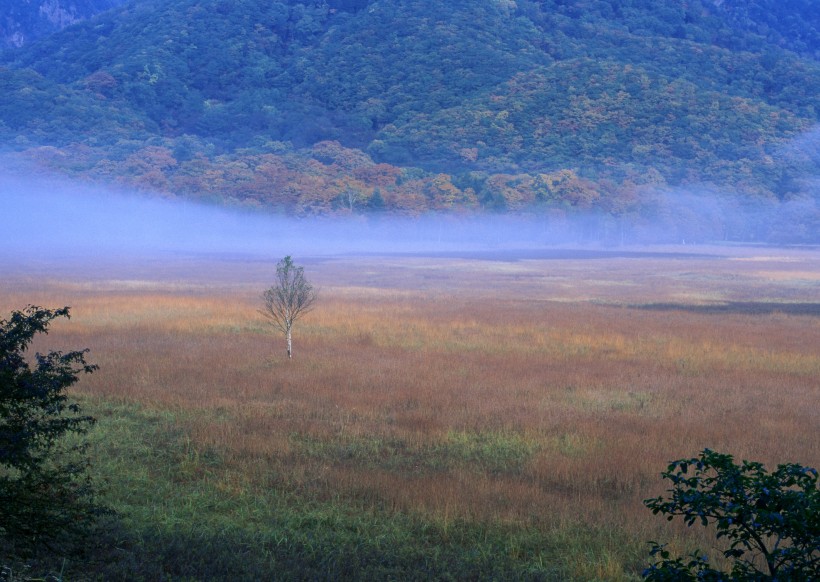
<box><xmin>644</xmin><ymin>449</ymin><xmax>819</xmax><ymax>581</ymax></box>
<box><xmin>0</xmin><ymin>306</ymin><xmax>104</xmax><ymax>557</ymax></box>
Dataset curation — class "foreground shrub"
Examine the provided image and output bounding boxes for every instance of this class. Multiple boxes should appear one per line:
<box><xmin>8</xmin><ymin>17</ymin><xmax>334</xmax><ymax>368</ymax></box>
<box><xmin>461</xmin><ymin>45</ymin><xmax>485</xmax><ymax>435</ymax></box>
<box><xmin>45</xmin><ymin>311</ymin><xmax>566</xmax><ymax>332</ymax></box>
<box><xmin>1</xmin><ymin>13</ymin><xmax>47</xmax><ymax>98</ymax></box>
<box><xmin>0</xmin><ymin>306</ymin><xmax>105</xmax><ymax>557</ymax></box>
<box><xmin>644</xmin><ymin>448</ymin><xmax>819</xmax><ymax>581</ymax></box>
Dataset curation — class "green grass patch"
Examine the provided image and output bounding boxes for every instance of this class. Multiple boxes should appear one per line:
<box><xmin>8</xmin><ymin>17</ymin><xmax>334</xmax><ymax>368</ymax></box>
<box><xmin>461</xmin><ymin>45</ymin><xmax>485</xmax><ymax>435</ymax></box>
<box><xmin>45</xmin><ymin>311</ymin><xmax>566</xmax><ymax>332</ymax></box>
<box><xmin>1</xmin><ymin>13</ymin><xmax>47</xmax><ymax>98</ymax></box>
<box><xmin>564</xmin><ymin>390</ymin><xmax>654</xmax><ymax>415</ymax></box>
<box><xmin>289</xmin><ymin>429</ymin><xmax>539</xmax><ymax>475</ymax></box>
<box><xmin>437</xmin><ymin>430</ymin><xmax>540</xmax><ymax>473</ymax></box>
<box><xmin>28</xmin><ymin>397</ymin><xmax>646</xmax><ymax>580</ymax></box>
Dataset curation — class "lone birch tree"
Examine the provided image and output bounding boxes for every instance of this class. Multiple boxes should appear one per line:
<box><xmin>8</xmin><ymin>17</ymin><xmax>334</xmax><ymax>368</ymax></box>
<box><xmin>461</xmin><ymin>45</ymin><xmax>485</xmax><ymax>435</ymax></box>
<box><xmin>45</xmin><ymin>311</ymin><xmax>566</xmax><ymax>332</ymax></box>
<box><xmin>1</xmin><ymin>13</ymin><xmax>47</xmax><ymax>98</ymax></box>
<box><xmin>261</xmin><ymin>256</ymin><xmax>317</xmax><ymax>359</ymax></box>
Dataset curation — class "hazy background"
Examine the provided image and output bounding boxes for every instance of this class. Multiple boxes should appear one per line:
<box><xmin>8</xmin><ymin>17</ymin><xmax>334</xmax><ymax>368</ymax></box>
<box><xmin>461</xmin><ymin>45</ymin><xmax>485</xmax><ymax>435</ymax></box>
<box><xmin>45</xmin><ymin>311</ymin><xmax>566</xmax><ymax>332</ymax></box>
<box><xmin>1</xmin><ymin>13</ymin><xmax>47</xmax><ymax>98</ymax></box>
<box><xmin>2</xmin><ymin>121</ymin><xmax>820</xmax><ymax>263</ymax></box>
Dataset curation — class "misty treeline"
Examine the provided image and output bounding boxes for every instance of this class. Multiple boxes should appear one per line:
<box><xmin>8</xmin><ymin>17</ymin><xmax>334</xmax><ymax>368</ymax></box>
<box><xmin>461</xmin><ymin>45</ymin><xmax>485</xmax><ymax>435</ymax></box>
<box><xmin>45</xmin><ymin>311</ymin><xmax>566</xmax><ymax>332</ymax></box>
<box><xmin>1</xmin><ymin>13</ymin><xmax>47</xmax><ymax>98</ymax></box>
<box><xmin>1</xmin><ymin>0</ymin><xmax>819</xmax><ymax>243</ymax></box>
<box><xmin>15</xmin><ymin>138</ymin><xmax>820</xmax><ymax>245</ymax></box>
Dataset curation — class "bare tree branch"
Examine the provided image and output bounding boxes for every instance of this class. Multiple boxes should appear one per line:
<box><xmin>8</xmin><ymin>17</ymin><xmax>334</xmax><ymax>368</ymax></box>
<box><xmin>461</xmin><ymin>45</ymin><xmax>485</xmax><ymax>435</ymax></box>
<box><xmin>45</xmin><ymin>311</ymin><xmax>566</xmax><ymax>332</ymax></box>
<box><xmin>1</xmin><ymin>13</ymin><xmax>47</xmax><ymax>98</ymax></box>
<box><xmin>260</xmin><ymin>256</ymin><xmax>317</xmax><ymax>359</ymax></box>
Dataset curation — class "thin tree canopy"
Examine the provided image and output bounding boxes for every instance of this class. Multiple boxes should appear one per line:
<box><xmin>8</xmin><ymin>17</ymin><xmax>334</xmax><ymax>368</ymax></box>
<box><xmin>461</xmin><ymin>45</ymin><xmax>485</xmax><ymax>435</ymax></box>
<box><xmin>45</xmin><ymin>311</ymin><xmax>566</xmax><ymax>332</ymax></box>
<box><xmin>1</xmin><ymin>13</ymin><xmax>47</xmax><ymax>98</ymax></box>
<box><xmin>261</xmin><ymin>256</ymin><xmax>317</xmax><ymax>358</ymax></box>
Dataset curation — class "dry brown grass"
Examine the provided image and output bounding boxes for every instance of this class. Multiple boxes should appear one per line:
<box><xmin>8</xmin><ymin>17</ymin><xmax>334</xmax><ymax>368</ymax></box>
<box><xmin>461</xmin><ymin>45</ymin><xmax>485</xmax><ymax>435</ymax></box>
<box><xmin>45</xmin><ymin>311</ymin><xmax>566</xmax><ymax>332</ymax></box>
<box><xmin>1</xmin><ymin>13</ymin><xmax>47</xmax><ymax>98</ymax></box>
<box><xmin>2</xmin><ymin>245</ymin><xmax>818</xmax><ymax>556</ymax></box>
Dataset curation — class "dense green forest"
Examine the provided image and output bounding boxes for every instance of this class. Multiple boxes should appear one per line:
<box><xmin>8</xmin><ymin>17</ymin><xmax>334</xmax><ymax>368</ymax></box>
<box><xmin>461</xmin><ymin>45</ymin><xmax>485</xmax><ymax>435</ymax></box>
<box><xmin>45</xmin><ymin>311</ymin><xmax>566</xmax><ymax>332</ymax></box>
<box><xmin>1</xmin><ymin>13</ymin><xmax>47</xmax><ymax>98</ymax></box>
<box><xmin>1</xmin><ymin>0</ymin><xmax>129</xmax><ymax>48</ymax></box>
<box><xmin>1</xmin><ymin>0</ymin><xmax>819</xmax><ymax>242</ymax></box>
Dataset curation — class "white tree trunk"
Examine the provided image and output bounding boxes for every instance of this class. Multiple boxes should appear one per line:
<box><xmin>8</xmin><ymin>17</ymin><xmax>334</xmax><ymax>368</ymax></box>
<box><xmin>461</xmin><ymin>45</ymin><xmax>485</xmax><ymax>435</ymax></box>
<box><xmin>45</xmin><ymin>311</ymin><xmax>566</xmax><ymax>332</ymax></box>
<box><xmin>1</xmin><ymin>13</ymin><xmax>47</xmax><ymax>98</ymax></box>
<box><xmin>286</xmin><ymin>325</ymin><xmax>292</xmax><ymax>359</ymax></box>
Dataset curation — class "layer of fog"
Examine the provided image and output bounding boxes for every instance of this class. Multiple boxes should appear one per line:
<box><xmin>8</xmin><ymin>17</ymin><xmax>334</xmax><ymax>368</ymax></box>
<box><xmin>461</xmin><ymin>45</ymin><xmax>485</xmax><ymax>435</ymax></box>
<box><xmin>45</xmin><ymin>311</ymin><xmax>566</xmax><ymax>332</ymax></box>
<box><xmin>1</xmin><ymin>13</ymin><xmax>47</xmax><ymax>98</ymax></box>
<box><xmin>0</xmin><ymin>171</ymin><xmax>557</xmax><ymax>260</ymax></box>
<box><xmin>2</xmin><ymin>145</ymin><xmax>818</xmax><ymax>265</ymax></box>
<box><xmin>0</xmin><ymin>170</ymin><xmax>556</xmax><ymax>260</ymax></box>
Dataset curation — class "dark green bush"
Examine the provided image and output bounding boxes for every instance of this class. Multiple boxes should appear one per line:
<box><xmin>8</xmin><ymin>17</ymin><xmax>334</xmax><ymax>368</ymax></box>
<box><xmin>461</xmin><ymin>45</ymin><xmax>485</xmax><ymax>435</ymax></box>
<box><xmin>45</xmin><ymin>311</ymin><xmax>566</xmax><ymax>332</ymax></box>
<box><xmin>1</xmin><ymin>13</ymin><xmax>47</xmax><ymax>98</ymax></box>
<box><xmin>1</xmin><ymin>306</ymin><xmax>104</xmax><ymax>557</ymax></box>
<box><xmin>644</xmin><ymin>449</ymin><xmax>819</xmax><ymax>581</ymax></box>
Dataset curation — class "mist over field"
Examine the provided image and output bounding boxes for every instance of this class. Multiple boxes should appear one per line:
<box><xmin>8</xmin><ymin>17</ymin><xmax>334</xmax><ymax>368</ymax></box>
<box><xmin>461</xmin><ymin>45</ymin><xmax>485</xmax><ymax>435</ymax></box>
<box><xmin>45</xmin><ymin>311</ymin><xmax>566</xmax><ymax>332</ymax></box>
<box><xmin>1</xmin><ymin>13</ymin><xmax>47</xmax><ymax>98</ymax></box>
<box><xmin>2</xmin><ymin>124</ymin><xmax>820</xmax><ymax>261</ymax></box>
<box><xmin>1</xmin><ymin>169</ymin><xmax>285</xmax><ymax>257</ymax></box>
<box><xmin>2</xmin><ymin>160</ymin><xmax>818</xmax><ymax>264</ymax></box>
<box><xmin>0</xmin><ymin>168</ymin><xmax>548</xmax><ymax>258</ymax></box>
<box><xmin>0</xmin><ymin>165</ymin><xmax>480</xmax><ymax>259</ymax></box>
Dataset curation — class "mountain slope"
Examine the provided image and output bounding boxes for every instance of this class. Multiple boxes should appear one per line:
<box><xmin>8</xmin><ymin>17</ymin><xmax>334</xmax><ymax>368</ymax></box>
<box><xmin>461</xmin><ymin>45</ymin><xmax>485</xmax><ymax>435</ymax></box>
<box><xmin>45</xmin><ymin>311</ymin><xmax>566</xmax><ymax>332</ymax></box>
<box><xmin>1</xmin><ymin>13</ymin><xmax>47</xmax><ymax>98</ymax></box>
<box><xmin>1</xmin><ymin>0</ymin><xmax>819</xmax><ymax>241</ymax></box>
<box><xmin>1</xmin><ymin>0</ymin><xmax>130</xmax><ymax>48</ymax></box>
<box><xmin>709</xmin><ymin>0</ymin><xmax>820</xmax><ymax>58</ymax></box>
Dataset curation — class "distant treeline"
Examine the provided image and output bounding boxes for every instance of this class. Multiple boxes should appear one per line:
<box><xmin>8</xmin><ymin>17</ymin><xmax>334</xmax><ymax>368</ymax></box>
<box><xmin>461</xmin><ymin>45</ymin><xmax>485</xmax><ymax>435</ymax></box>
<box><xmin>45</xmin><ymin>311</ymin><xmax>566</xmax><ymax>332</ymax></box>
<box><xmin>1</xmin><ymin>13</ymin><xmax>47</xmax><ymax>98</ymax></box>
<box><xmin>18</xmin><ymin>140</ymin><xmax>818</xmax><ymax>245</ymax></box>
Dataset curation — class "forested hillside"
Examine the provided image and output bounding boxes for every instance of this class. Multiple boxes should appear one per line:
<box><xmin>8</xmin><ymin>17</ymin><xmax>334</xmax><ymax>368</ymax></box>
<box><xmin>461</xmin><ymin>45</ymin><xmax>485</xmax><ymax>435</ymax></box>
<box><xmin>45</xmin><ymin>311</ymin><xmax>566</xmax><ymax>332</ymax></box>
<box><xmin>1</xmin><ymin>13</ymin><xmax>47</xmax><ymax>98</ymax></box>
<box><xmin>0</xmin><ymin>0</ymin><xmax>130</xmax><ymax>48</ymax></box>
<box><xmin>2</xmin><ymin>0</ymin><xmax>819</xmax><ymax>243</ymax></box>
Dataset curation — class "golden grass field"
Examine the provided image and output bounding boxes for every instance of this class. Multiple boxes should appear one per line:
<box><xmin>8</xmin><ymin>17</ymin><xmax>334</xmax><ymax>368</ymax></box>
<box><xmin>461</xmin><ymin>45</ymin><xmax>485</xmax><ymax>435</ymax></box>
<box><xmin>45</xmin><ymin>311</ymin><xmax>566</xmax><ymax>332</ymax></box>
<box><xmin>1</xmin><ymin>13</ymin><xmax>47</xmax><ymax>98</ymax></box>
<box><xmin>2</xmin><ymin>245</ymin><xmax>818</xmax><ymax>578</ymax></box>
